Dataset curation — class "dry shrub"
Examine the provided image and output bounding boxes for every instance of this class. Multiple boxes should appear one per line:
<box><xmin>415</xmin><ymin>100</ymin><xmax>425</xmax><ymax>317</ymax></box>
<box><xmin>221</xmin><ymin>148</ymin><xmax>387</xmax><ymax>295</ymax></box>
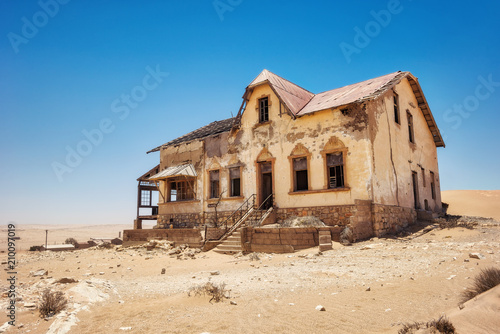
<box><xmin>188</xmin><ymin>282</ymin><xmax>230</xmax><ymax>303</ymax></box>
<box><xmin>65</xmin><ymin>237</ymin><xmax>79</xmax><ymax>248</ymax></box>
<box><xmin>399</xmin><ymin>316</ymin><xmax>455</xmax><ymax>334</ymax></box>
<box><xmin>248</xmin><ymin>252</ymin><xmax>260</xmax><ymax>261</ymax></box>
<box><xmin>97</xmin><ymin>242</ymin><xmax>114</xmax><ymax>249</ymax></box>
<box><xmin>29</xmin><ymin>245</ymin><xmax>43</xmax><ymax>252</ymax></box>
<box><xmin>461</xmin><ymin>267</ymin><xmax>500</xmax><ymax>303</ymax></box>
<box><xmin>434</xmin><ymin>216</ymin><xmax>477</xmax><ymax>230</ymax></box>
<box><xmin>38</xmin><ymin>289</ymin><xmax>68</xmax><ymax>318</ymax></box>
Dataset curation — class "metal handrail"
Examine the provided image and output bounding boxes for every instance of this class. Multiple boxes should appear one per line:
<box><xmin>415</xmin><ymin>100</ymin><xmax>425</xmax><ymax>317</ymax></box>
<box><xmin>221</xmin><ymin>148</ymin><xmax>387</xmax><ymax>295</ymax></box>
<box><xmin>220</xmin><ymin>194</ymin><xmax>256</xmax><ymax>232</ymax></box>
<box><xmin>247</xmin><ymin>193</ymin><xmax>273</xmax><ymax>226</ymax></box>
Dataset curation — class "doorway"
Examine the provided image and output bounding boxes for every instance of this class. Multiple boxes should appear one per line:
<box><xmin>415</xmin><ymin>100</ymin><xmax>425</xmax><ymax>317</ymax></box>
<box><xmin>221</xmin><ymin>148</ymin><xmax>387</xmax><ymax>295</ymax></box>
<box><xmin>260</xmin><ymin>162</ymin><xmax>273</xmax><ymax>209</ymax></box>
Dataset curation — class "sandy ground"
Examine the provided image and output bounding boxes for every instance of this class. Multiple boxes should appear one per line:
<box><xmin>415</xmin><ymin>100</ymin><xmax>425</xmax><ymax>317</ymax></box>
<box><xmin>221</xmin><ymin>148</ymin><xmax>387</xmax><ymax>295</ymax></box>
<box><xmin>1</xmin><ymin>191</ymin><xmax>499</xmax><ymax>334</ymax></box>
<box><xmin>442</xmin><ymin>190</ymin><xmax>500</xmax><ymax>221</ymax></box>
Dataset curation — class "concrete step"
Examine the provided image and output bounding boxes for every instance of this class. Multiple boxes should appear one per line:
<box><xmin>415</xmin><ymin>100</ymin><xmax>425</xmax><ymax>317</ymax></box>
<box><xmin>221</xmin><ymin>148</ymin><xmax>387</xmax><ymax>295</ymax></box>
<box><xmin>220</xmin><ymin>241</ymin><xmax>241</xmax><ymax>246</ymax></box>
<box><xmin>213</xmin><ymin>248</ymin><xmax>241</xmax><ymax>255</ymax></box>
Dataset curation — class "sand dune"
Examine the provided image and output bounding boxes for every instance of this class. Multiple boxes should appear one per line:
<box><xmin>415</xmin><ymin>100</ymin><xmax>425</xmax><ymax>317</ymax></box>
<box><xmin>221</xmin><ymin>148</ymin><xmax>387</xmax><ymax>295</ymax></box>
<box><xmin>441</xmin><ymin>190</ymin><xmax>500</xmax><ymax>221</ymax></box>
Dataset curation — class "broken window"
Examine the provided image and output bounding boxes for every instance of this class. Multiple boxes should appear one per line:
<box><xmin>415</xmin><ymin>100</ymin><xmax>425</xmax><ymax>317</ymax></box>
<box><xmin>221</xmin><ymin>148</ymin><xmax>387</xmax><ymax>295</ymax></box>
<box><xmin>393</xmin><ymin>91</ymin><xmax>400</xmax><ymax>124</ymax></box>
<box><xmin>259</xmin><ymin>97</ymin><xmax>269</xmax><ymax>123</ymax></box>
<box><xmin>168</xmin><ymin>179</ymin><xmax>195</xmax><ymax>202</ymax></box>
<box><xmin>229</xmin><ymin>167</ymin><xmax>241</xmax><ymax>197</ymax></box>
<box><xmin>430</xmin><ymin>171</ymin><xmax>436</xmax><ymax>200</ymax></box>
<box><xmin>209</xmin><ymin>170</ymin><xmax>220</xmax><ymax>199</ymax></box>
<box><xmin>326</xmin><ymin>152</ymin><xmax>344</xmax><ymax>188</ymax></box>
<box><xmin>407</xmin><ymin>111</ymin><xmax>415</xmax><ymax>143</ymax></box>
<box><xmin>293</xmin><ymin>157</ymin><xmax>308</xmax><ymax>191</ymax></box>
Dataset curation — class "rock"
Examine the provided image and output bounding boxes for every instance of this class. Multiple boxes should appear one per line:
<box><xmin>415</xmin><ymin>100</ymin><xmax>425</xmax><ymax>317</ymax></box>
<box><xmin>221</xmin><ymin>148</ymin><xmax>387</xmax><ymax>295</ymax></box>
<box><xmin>365</xmin><ymin>287</ymin><xmax>371</xmax><ymax>291</ymax></box>
<box><xmin>119</xmin><ymin>327</ymin><xmax>132</xmax><ymax>331</ymax></box>
<box><xmin>56</xmin><ymin>278</ymin><xmax>78</xmax><ymax>284</ymax></box>
<box><xmin>31</xmin><ymin>269</ymin><xmax>48</xmax><ymax>277</ymax></box>
<box><xmin>315</xmin><ymin>305</ymin><xmax>326</xmax><ymax>311</ymax></box>
<box><xmin>469</xmin><ymin>253</ymin><xmax>485</xmax><ymax>259</ymax></box>
<box><xmin>99</xmin><ymin>272</ymin><xmax>105</xmax><ymax>275</ymax></box>
<box><xmin>288</xmin><ymin>303</ymin><xmax>295</xmax><ymax>306</ymax></box>
<box><xmin>161</xmin><ymin>268</ymin><xmax>166</xmax><ymax>275</ymax></box>
<box><xmin>23</xmin><ymin>303</ymin><xmax>36</xmax><ymax>309</ymax></box>
<box><xmin>230</xmin><ymin>301</ymin><xmax>237</xmax><ymax>305</ymax></box>
<box><xmin>446</xmin><ymin>275</ymin><xmax>456</xmax><ymax>280</ymax></box>
<box><xmin>210</xmin><ymin>271</ymin><xmax>220</xmax><ymax>276</ymax></box>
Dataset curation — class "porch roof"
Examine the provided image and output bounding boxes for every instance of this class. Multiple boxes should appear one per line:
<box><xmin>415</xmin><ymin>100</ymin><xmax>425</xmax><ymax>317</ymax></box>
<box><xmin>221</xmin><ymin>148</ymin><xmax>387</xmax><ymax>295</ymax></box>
<box><xmin>148</xmin><ymin>164</ymin><xmax>197</xmax><ymax>181</ymax></box>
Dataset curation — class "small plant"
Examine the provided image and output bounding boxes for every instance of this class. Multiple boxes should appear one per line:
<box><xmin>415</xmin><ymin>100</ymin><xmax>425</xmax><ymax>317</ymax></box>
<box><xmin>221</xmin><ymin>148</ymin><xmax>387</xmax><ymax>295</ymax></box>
<box><xmin>461</xmin><ymin>267</ymin><xmax>500</xmax><ymax>303</ymax></box>
<box><xmin>38</xmin><ymin>289</ymin><xmax>68</xmax><ymax>318</ymax></box>
<box><xmin>188</xmin><ymin>281</ymin><xmax>230</xmax><ymax>303</ymax></box>
<box><xmin>248</xmin><ymin>252</ymin><xmax>260</xmax><ymax>261</ymax></box>
<box><xmin>65</xmin><ymin>237</ymin><xmax>79</xmax><ymax>249</ymax></box>
<box><xmin>399</xmin><ymin>316</ymin><xmax>455</xmax><ymax>334</ymax></box>
<box><xmin>29</xmin><ymin>245</ymin><xmax>43</xmax><ymax>252</ymax></box>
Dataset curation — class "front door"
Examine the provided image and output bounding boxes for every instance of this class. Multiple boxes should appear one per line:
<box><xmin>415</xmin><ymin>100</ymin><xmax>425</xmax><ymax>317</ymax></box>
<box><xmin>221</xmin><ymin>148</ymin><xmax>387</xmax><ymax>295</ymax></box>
<box><xmin>260</xmin><ymin>162</ymin><xmax>273</xmax><ymax>209</ymax></box>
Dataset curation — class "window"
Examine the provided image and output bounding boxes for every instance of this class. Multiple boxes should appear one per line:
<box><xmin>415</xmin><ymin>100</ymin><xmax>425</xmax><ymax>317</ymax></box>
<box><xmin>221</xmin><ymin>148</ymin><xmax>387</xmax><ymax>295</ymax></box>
<box><xmin>407</xmin><ymin>111</ymin><xmax>414</xmax><ymax>143</ymax></box>
<box><xmin>393</xmin><ymin>91</ymin><xmax>400</xmax><ymax>124</ymax></box>
<box><xmin>412</xmin><ymin>171</ymin><xmax>419</xmax><ymax>209</ymax></box>
<box><xmin>430</xmin><ymin>171</ymin><xmax>436</xmax><ymax>200</ymax></box>
<box><xmin>326</xmin><ymin>152</ymin><xmax>344</xmax><ymax>188</ymax></box>
<box><xmin>168</xmin><ymin>179</ymin><xmax>195</xmax><ymax>202</ymax></box>
<box><xmin>140</xmin><ymin>190</ymin><xmax>151</xmax><ymax>206</ymax></box>
<box><xmin>421</xmin><ymin>167</ymin><xmax>426</xmax><ymax>187</ymax></box>
<box><xmin>209</xmin><ymin>170</ymin><xmax>220</xmax><ymax>199</ymax></box>
<box><xmin>259</xmin><ymin>97</ymin><xmax>269</xmax><ymax>123</ymax></box>
<box><xmin>229</xmin><ymin>167</ymin><xmax>241</xmax><ymax>197</ymax></box>
<box><xmin>293</xmin><ymin>157</ymin><xmax>308</xmax><ymax>191</ymax></box>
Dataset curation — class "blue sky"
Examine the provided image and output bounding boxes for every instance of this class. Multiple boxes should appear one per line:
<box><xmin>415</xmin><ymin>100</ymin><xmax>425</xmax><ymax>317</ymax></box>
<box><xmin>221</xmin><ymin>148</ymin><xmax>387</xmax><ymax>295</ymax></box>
<box><xmin>1</xmin><ymin>0</ymin><xmax>499</xmax><ymax>225</ymax></box>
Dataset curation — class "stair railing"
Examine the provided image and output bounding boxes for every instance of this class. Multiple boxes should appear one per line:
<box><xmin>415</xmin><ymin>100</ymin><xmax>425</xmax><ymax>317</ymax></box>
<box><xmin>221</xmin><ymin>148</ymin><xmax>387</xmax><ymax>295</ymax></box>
<box><xmin>247</xmin><ymin>193</ymin><xmax>274</xmax><ymax>227</ymax></box>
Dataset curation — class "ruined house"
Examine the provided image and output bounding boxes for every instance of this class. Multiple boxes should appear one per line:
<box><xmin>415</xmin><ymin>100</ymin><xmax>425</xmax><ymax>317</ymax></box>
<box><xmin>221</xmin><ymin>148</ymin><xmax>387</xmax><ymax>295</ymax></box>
<box><xmin>135</xmin><ymin>69</ymin><xmax>445</xmax><ymax>241</ymax></box>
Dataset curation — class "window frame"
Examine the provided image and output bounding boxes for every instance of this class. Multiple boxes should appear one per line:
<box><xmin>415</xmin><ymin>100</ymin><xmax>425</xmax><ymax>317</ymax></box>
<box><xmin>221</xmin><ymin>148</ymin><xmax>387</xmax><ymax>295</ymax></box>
<box><xmin>228</xmin><ymin>166</ymin><xmax>242</xmax><ymax>198</ymax></box>
<box><xmin>258</xmin><ymin>96</ymin><xmax>270</xmax><ymax>123</ymax></box>
<box><xmin>167</xmin><ymin>178</ymin><xmax>195</xmax><ymax>202</ymax></box>
<box><xmin>208</xmin><ymin>169</ymin><xmax>220</xmax><ymax>199</ymax></box>
<box><xmin>407</xmin><ymin>110</ymin><xmax>415</xmax><ymax>144</ymax></box>
<box><xmin>321</xmin><ymin>148</ymin><xmax>348</xmax><ymax>190</ymax></box>
<box><xmin>393</xmin><ymin>91</ymin><xmax>400</xmax><ymax>124</ymax></box>
<box><xmin>288</xmin><ymin>152</ymin><xmax>311</xmax><ymax>193</ymax></box>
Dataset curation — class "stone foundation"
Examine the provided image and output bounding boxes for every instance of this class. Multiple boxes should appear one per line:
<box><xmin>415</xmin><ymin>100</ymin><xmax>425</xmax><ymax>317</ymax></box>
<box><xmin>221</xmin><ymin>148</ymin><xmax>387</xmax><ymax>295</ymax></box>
<box><xmin>275</xmin><ymin>205</ymin><xmax>355</xmax><ymax>227</ymax></box>
<box><xmin>372</xmin><ymin>204</ymin><xmax>417</xmax><ymax>236</ymax></box>
<box><xmin>123</xmin><ymin>229</ymin><xmax>202</xmax><ymax>248</ymax></box>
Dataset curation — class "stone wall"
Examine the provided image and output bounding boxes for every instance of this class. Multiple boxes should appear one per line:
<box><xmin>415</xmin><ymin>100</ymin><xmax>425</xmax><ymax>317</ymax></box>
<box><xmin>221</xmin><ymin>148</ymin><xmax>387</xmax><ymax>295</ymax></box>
<box><xmin>156</xmin><ymin>211</ymin><xmax>236</xmax><ymax>229</ymax></box>
<box><xmin>372</xmin><ymin>204</ymin><xmax>416</xmax><ymax>236</ymax></box>
<box><xmin>241</xmin><ymin>226</ymin><xmax>342</xmax><ymax>253</ymax></box>
<box><xmin>123</xmin><ymin>229</ymin><xmax>202</xmax><ymax>248</ymax></box>
<box><xmin>275</xmin><ymin>205</ymin><xmax>355</xmax><ymax>227</ymax></box>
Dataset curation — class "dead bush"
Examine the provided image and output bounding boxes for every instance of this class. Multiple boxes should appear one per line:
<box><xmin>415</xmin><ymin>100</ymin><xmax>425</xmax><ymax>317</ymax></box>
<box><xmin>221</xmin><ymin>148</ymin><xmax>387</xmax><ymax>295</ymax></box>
<box><xmin>29</xmin><ymin>245</ymin><xmax>43</xmax><ymax>252</ymax></box>
<box><xmin>97</xmin><ymin>242</ymin><xmax>114</xmax><ymax>249</ymax></box>
<box><xmin>399</xmin><ymin>316</ymin><xmax>456</xmax><ymax>334</ymax></box>
<box><xmin>64</xmin><ymin>238</ymin><xmax>79</xmax><ymax>248</ymax></box>
<box><xmin>248</xmin><ymin>252</ymin><xmax>260</xmax><ymax>261</ymax></box>
<box><xmin>38</xmin><ymin>289</ymin><xmax>68</xmax><ymax>318</ymax></box>
<box><xmin>460</xmin><ymin>267</ymin><xmax>500</xmax><ymax>303</ymax></box>
<box><xmin>188</xmin><ymin>281</ymin><xmax>230</xmax><ymax>303</ymax></box>
<box><xmin>434</xmin><ymin>216</ymin><xmax>477</xmax><ymax>230</ymax></box>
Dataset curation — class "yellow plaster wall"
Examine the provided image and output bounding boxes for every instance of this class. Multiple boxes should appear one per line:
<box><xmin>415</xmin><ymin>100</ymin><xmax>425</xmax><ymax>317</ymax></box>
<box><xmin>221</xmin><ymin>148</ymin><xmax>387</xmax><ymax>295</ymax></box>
<box><xmin>225</xmin><ymin>83</ymin><xmax>374</xmax><ymax>209</ymax></box>
<box><xmin>370</xmin><ymin>78</ymin><xmax>442</xmax><ymax>211</ymax></box>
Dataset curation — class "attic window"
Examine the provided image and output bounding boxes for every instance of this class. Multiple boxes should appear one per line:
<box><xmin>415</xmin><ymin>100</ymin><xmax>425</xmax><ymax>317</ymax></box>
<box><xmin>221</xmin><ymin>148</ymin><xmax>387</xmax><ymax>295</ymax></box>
<box><xmin>259</xmin><ymin>97</ymin><xmax>269</xmax><ymax>123</ymax></box>
<box><xmin>393</xmin><ymin>92</ymin><xmax>400</xmax><ymax>124</ymax></box>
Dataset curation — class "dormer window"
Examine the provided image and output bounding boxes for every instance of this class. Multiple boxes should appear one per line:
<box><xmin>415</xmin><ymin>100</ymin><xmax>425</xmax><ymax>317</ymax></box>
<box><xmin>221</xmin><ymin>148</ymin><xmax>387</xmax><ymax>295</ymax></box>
<box><xmin>259</xmin><ymin>97</ymin><xmax>269</xmax><ymax>123</ymax></box>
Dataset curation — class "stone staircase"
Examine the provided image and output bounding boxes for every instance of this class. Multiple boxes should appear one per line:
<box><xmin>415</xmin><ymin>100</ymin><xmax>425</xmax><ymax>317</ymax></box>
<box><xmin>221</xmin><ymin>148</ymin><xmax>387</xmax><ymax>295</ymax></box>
<box><xmin>213</xmin><ymin>228</ymin><xmax>243</xmax><ymax>254</ymax></box>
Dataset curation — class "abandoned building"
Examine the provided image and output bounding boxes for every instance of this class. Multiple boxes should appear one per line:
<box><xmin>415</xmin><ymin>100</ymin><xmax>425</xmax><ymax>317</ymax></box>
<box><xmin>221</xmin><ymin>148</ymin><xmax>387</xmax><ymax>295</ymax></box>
<box><xmin>130</xmin><ymin>69</ymin><xmax>445</xmax><ymax>248</ymax></box>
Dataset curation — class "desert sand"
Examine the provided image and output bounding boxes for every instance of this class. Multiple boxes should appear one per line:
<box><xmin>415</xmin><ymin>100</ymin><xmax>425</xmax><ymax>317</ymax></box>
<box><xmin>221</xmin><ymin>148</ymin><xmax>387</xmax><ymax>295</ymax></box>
<box><xmin>442</xmin><ymin>190</ymin><xmax>500</xmax><ymax>221</ymax></box>
<box><xmin>0</xmin><ymin>191</ymin><xmax>499</xmax><ymax>334</ymax></box>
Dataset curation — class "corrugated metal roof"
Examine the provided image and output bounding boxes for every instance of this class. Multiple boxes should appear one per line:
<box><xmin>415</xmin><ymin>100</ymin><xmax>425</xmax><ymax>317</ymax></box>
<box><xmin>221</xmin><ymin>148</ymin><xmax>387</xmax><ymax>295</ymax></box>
<box><xmin>248</xmin><ymin>69</ymin><xmax>314</xmax><ymax>115</ymax></box>
<box><xmin>147</xmin><ymin>117</ymin><xmax>235</xmax><ymax>153</ymax></box>
<box><xmin>148</xmin><ymin>164</ymin><xmax>197</xmax><ymax>181</ymax></box>
<box><xmin>297</xmin><ymin>71</ymin><xmax>406</xmax><ymax>115</ymax></box>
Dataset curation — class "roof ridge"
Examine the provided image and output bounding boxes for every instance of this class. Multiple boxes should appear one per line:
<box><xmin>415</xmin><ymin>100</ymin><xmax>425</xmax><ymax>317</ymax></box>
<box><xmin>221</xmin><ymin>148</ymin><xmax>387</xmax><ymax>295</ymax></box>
<box><xmin>263</xmin><ymin>69</ymin><xmax>315</xmax><ymax>95</ymax></box>
<box><xmin>313</xmin><ymin>71</ymin><xmax>403</xmax><ymax>96</ymax></box>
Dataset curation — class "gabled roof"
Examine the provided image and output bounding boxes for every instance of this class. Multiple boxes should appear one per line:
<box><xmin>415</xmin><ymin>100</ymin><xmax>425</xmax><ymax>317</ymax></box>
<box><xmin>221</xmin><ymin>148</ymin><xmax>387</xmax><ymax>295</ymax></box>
<box><xmin>147</xmin><ymin>117</ymin><xmax>235</xmax><ymax>153</ymax></box>
<box><xmin>245</xmin><ymin>69</ymin><xmax>444</xmax><ymax>147</ymax></box>
<box><xmin>247</xmin><ymin>69</ymin><xmax>314</xmax><ymax>115</ymax></box>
